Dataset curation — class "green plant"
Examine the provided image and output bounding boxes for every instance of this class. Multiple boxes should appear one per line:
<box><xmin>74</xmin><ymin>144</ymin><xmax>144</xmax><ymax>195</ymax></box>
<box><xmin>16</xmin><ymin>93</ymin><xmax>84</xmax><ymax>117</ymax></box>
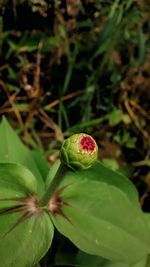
<box><xmin>0</xmin><ymin>117</ymin><xmax>150</xmax><ymax>267</ymax></box>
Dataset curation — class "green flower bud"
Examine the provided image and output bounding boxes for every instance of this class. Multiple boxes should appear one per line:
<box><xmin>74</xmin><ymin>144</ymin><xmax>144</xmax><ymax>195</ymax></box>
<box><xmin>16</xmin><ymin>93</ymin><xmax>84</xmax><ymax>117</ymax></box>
<box><xmin>60</xmin><ymin>133</ymin><xmax>98</xmax><ymax>170</ymax></box>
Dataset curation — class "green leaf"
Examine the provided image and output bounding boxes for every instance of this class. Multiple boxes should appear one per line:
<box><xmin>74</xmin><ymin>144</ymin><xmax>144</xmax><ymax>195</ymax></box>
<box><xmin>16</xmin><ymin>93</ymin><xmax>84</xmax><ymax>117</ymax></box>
<box><xmin>0</xmin><ymin>163</ymin><xmax>54</xmax><ymax>267</ymax></box>
<box><xmin>76</xmin><ymin>251</ymin><xmax>148</xmax><ymax>267</ymax></box>
<box><xmin>54</xmin><ymin>160</ymin><xmax>139</xmax><ymax>205</ymax></box>
<box><xmin>0</xmin><ymin>117</ymin><xmax>45</xmax><ymax>196</ymax></box>
<box><xmin>46</xmin><ymin>160</ymin><xmax>61</xmax><ymax>189</ymax></box>
<box><xmin>76</xmin><ymin>251</ymin><xmax>128</xmax><ymax>267</ymax></box>
<box><xmin>76</xmin><ymin>251</ymin><xmax>110</xmax><ymax>267</ymax></box>
<box><xmin>101</xmin><ymin>158</ymin><xmax>119</xmax><ymax>171</ymax></box>
<box><xmin>0</xmin><ymin>163</ymin><xmax>37</xmax><ymax>208</ymax></box>
<box><xmin>92</xmin><ymin>11</ymin><xmax>119</xmax><ymax>60</ymax></box>
<box><xmin>107</xmin><ymin>109</ymin><xmax>123</xmax><ymax>126</ymax></box>
<box><xmin>0</xmin><ymin>212</ymin><xmax>54</xmax><ymax>267</ymax></box>
<box><xmin>107</xmin><ymin>109</ymin><xmax>131</xmax><ymax>126</ymax></box>
<box><xmin>31</xmin><ymin>149</ymin><xmax>49</xmax><ymax>180</ymax></box>
<box><xmin>51</xmin><ymin>180</ymin><xmax>150</xmax><ymax>264</ymax></box>
<box><xmin>138</xmin><ymin>28</ymin><xmax>146</xmax><ymax>66</ymax></box>
<box><xmin>84</xmin><ymin>161</ymin><xmax>138</xmax><ymax>203</ymax></box>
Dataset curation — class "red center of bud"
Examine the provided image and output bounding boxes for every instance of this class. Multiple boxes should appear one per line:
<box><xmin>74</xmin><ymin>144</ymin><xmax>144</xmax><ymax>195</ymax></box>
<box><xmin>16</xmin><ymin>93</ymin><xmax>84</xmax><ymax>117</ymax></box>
<box><xmin>80</xmin><ymin>136</ymin><xmax>96</xmax><ymax>152</ymax></box>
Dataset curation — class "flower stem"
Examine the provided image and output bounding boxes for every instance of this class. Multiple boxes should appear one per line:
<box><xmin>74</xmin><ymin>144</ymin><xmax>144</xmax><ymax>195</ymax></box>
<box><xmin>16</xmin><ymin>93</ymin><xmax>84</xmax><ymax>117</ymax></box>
<box><xmin>39</xmin><ymin>163</ymin><xmax>67</xmax><ymax>206</ymax></box>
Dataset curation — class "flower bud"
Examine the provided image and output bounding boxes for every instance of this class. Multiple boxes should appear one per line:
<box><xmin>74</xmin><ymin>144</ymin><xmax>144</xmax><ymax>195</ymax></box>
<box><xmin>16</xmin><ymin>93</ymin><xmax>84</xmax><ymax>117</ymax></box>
<box><xmin>60</xmin><ymin>133</ymin><xmax>98</xmax><ymax>170</ymax></box>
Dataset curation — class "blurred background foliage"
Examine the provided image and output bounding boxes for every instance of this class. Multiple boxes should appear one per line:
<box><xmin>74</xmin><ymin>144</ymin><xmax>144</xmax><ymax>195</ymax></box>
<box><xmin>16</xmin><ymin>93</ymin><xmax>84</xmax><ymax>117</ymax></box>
<box><xmin>0</xmin><ymin>0</ymin><xmax>150</xmax><ymax>210</ymax></box>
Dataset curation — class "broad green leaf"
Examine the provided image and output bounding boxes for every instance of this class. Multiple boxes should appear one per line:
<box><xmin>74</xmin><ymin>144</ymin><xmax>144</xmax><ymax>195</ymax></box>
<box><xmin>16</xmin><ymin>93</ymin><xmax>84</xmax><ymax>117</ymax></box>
<box><xmin>104</xmin><ymin>258</ymin><xmax>147</xmax><ymax>267</ymax></box>
<box><xmin>45</xmin><ymin>160</ymin><xmax>61</xmax><ymax>189</ymax></box>
<box><xmin>76</xmin><ymin>251</ymin><xmax>128</xmax><ymax>267</ymax></box>
<box><xmin>0</xmin><ymin>163</ymin><xmax>54</xmax><ymax>267</ymax></box>
<box><xmin>0</xmin><ymin>117</ymin><xmax>45</xmax><ymax>196</ymax></box>
<box><xmin>0</xmin><ymin>163</ymin><xmax>37</xmax><ymax>208</ymax></box>
<box><xmin>51</xmin><ymin>180</ymin><xmax>150</xmax><ymax>264</ymax></box>
<box><xmin>76</xmin><ymin>250</ymin><xmax>148</xmax><ymax>267</ymax></box>
<box><xmin>101</xmin><ymin>158</ymin><xmax>119</xmax><ymax>171</ymax></box>
<box><xmin>132</xmin><ymin>257</ymin><xmax>149</xmax><ymax>267</ymax></box>
<box><xmin>76</xmin><ymin>251</ymin><xmax>111</xmax><ymax>267</ymax></box>
<box><xmin>83</xmin><ymin>161</ymin><xmax>138</xmax><ymax>203</ymax></box>
<box><xmin>31</xmin><ymin>149</ymin><xmax>49</xmax><ymax>180</ymax></box>
<box><xmin>0</xmin><ymin>211</ymin><xmax>54</xmax><ymax>267</ymax></box>
<box><xmin>50</xmin><ymin>160</ymin><xmax>139</xmax><ymax>205</ymax></box>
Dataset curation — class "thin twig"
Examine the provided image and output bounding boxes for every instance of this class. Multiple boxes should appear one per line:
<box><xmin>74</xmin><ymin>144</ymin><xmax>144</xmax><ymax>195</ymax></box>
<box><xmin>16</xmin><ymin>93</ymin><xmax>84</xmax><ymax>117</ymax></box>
<box><xmin>128</xmin><ymin>99</ymin><xmax>150</xmax><ymax>118</ymax></box>
<box><xmin>0</xmin><ymin>80</ymin><xmax>24</xmax><ymax>128</ymax></box>
<box><xmin>124</xmin><ymin>99</ymin><xmax>150</xmax><ymax>142</ymax></box>
<box><xmin>38</xmin><ymin>109</ymin><xmax>64</xmax><ymax>142</ymax></box>
<box><xmin>44</xmin><ymin>90</ymin><xmax>83</xmax><ymax>110</ymax></box>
